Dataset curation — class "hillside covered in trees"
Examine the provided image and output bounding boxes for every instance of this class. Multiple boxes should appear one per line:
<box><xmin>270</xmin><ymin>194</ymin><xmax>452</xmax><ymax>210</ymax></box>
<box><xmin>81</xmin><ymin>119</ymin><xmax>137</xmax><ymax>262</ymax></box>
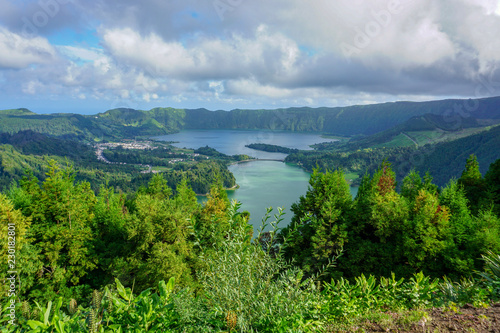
<box><xmin>286</xmin><ymin>123</ymin><xmax>500</xmax><ymax>187</ymax></box>
<box><xmin>0</xmin><ymin>131</ymin><xmax>237</xmax><ymax>195</ymax></box>
<box><xmin>1</xmin><ymin>95</ymin><xmax>498</xmax><ymax>189</ymax></box>
<box><xmin>2</xmin><ymin>96</ymin><xmax>500</xmax><ymax>142</ymax></box>
<box><xmin>1</xmin><ymin>95</ymin><xmax>498</xmax><ymax>190</ymax></box>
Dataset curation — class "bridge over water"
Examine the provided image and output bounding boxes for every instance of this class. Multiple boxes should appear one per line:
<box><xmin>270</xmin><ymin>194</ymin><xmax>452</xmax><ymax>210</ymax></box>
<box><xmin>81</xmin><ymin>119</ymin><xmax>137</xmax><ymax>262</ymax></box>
<box><xmin>230</xmin><ymin>158</ymin><xmax>285</xmax><ymax>165</ymax></box>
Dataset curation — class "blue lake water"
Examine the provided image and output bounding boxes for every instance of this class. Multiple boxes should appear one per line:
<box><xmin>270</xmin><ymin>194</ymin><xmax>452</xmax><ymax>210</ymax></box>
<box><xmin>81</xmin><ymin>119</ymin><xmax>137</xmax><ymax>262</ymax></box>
<box><xmin>155</xmin><ymin>130</ymin><xmax>358</xmax><ymax>230</ymax></box>
<box><xmin>155</xmin><ymin>129</ymin><xmax>334</xmax><ymax>159</ymax></box>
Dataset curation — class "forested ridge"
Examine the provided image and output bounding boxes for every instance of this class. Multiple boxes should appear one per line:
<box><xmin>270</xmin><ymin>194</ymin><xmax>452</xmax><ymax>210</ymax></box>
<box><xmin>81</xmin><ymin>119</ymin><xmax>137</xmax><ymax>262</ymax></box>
<box><xmin>245</xmin><ymin>143</ymin><xmax>299</xmax><ymax>154</ymax></box>
<box><xmin>1</xmin><ymin>155</ymin><xmax>500</xmax><ymax>332</ymax></box>
<box><xmin>2</xmin><ymin>96</ymin><xmax>500</xmax><ymax>142</ymax></box>
<box><xmin>1</xmin><ymin>95</ymin><xmax>498</xmax><ymax>190</ymax></box>
<box><xmin>287</xmin><ymin>124</ymin><xmax>500</xmax><ymax>187</ymax></box>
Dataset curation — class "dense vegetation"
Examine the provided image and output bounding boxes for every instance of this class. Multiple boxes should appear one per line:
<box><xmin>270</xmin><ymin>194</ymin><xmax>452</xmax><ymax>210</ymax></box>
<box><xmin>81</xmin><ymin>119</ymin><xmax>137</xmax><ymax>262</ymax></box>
<box><xmin>286</xmin><ymin>146</ymin><xmax>414</xmax><ymax>185</ymax></box>
<box><xmin>182</xmin><ymin>96</ymin><xmax>500</xmax><ymax>136</ymax></box>
<box><xmin>2</xmin><ymin>96</ymin><xmax>499</xmax><ymax>142</ymax></box>
<box><xmin>120</xmin><ymin>160</ymin><xmax>236</xmax><ymax>194</ymax></box>
<box><xmin>281</xmin><ymin>156</ymin><xmax>500</xmax><ymax>281</ymax></box>
<box><xmin>0</xmin><ymin>109</ymin><xmax>181</xmax><ymax>142</ymax></box>
<box><xmin>193</xmin><ymin>146</ymin><xmax>252</xmax><ymax>161</ymax></box>
<box><xmin>287</xmin><ymin>124</ymin><xmax>500</xmax><ymax>187</ymax></box>
<box><xmin>0</xmin><ymin>131</ymin><xmax>136</xmax><ymax>192</ymax></box>
<box><xmin>0</xmin><ymin>131</ymin><xmax>237</xmax><ymax>195</ymax></box>
<box><xmin>0</xmin><ymin>155</ymin><xmax>499</xmax><ymax>332</ymax></box>
<box><xmin>331</xmin><ymin>113</ymin><xmax>490</xmax><ymax>150</ymax></box>
<box><xmin>245</xmin><ymin>143</ymin><xmax>299</xmax><ymax>154</ymax></box>
<box><xmin>0</xmin><ymin>95</ymin><xmax>499</xmax><ymax>331</ymax></box>
<box><xmin>102</xmin><ymin>147</ymin><xmax>189</xmax><ymax>166</ymax></box>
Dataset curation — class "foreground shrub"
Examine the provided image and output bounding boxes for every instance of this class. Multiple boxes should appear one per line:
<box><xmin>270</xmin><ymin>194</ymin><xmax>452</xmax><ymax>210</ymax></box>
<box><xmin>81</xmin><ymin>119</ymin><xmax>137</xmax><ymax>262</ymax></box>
<box><xmin>3</xmin><ymin>202</ymin><xmax>500</xmax><ymax>332</ymax></box>
<box><xmin>196</xmin><ymin>202</ymin><xmax>324</xmax><ymax>332</ymax></box>
<box><xmin>320</xmin><ymin>272</ymin><xmax>440</xmax><ymax>323</ymax></box>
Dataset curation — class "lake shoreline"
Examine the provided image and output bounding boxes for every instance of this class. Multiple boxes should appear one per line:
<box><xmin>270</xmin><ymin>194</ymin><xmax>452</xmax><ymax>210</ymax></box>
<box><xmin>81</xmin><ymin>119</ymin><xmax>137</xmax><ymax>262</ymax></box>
<box><xmin>197</xmin><ymin>184</ymin><xmax>240</xmax><ymax>196</ymax></box>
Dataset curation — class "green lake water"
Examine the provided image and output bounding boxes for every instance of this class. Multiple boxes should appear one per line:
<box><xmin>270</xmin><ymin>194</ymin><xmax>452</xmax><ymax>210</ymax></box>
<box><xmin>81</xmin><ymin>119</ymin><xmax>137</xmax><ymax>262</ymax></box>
<box><xmin>199</xmin><ymin>160</ymin><xmax>359</xmax><ymax>231</ymax></box>
<box><xmin>227</xmin><ymin>161</ymin><xmax>311</xmax><ymax>230</ymax></box>
<box><xmin>157</xmin><ymin>130</ymin><xmax>358</xmax><ymax>230</ymax></box>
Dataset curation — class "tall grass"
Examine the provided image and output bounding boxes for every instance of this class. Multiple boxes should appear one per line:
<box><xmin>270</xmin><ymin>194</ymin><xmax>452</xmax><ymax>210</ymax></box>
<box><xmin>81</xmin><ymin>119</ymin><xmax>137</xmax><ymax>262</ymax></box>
<box><xmin>196</xmin><ymin>202</ymin><xmax>324</xmax><ymax>332</ymax></box>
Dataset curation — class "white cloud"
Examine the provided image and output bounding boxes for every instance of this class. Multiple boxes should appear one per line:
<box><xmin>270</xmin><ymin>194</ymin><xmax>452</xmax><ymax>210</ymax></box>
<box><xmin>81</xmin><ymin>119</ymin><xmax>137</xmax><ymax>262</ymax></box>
<box><xmin>226</xmin><ymin>79</ymin><xmax>293</xmax><ymax>98</ymax></box>
<box><xmin>100</xmin><ymin>24</ymin><xmax>301</xmax><ymax>82</ymax></box>
<box><xmin>445</xmin><ymin>0</ymin><xmax>500</xmax><ymax>73</ymax></box>
<box><xmin>22</xmin><ymin>80</ymin><xmax>43</xmax><ymax>94</ymax></box>
<box><xmin>2</xmin><ymin>0</ymin><xmax>500</xmax><ymax>111</ymax></box>
<box><xmin>0</xmin><ymin>26</ymin><xmax>56</xmax><ymax>69</ymax></box>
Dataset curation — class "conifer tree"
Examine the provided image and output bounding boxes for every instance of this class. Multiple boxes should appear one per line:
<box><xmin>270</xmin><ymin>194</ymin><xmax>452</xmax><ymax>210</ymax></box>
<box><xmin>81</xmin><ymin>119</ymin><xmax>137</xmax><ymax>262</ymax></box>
<box><xmin>439</xmin><ymin>180</ymin><xmax>475</xmax><ymax>275</ymax></box>
<box><xmin>12</xmin><ymin>161</ymin><xmax>99</xmax><ymax>301</ymax></box>
<box><xmin>92</xmin><ymin>185</ymin><xmax>129</xmax><ymax>285</ymax></box>
<box><xmin>403</xmin><ymin>189</ymin><xmax>450</xmax><ymax>275</ymax></box>
<box><xmin>120</xmin><ymin>173</ymin><xmax>196</xmax><ymax>291</ymax></box>
<box><xmin>0</xmin><ymin>194</ymin><xmax>41</xmax><ymax>299</ymax></box>
<box><xmin>196</xmin><ymin>173</ymin><xmax>231</xmax><ymax>250</ymax></box>
<box><xmin>458</xmin><ymin>154</ymin><xmax>486</xmax><ymax>213</ymax></box>
<box><xmin>283</xmin><ymin>168</ymin><xmax>352</xmax><ymax>276</ymax></box>
<box><xmin>485</xmin><ymin>159</ymin><xmax>500</xmax><ymax>215</ymax></box>
<box><xmin>345</xmin><ymin>162</ymin><xmax>409</xmax><ymax>277</ymax></box>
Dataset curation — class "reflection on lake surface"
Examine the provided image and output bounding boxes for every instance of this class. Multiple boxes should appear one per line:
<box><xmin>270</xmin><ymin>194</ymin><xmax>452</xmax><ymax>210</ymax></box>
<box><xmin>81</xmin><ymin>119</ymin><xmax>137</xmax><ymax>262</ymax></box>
<box><xmin>156</xmin><ymin>130</ymin><xmax>357</xmax><ymax>230</ymax></box>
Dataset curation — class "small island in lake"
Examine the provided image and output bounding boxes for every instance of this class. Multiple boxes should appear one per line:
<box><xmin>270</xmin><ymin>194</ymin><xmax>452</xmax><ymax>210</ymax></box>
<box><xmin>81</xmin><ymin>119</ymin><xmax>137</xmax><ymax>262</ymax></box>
<box><xmin>245</xmin><ymin>143</ymin><xmax>299</xmax><ymax>154</ymax></box>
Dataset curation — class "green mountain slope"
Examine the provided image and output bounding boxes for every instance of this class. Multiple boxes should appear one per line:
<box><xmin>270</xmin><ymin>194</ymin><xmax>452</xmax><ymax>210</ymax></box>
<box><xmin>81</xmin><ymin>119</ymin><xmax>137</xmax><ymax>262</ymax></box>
<box><xmin>402</xmin><ymin>124</ymin><xmax>500</xmax><ymax>186</ymax></box>
<box><xmin>3</xmin><ymin>96</ymin><xmax>500</xmax><ymax>141</ymax></box>
<box><xmin>286</xmin><ymin>124</ymin><xmax>500</xmax><ymax>187</ymax></box>
<box><xmin>343</xmin><ymin>113</ymin><xmax>491</xmax><ymax>149</ymax></box>
<box><xmin>0</xmin><ymin>108</ymin><xmax>36</xmax><ymax>116</ymax></box>
<box><xmin>182</xmin><ymin>96</ymin><xmax>500</xmax><ymax>135</ymax></box>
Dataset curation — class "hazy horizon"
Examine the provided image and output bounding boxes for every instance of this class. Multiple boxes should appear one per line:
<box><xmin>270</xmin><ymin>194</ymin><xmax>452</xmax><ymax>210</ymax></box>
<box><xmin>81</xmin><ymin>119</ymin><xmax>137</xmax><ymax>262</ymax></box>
<box><xmin>6</xmin><ymin>94</ymin><xmax>500</xmax><ymax>116</ymax></box>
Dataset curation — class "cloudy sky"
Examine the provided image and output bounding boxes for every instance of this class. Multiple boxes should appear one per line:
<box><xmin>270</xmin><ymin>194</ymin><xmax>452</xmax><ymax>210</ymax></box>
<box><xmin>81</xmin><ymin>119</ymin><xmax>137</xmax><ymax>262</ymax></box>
<box><xmin>1</xmin><ymin>0</ymin><xmax>500</xmax><ymax>114</ymax></box>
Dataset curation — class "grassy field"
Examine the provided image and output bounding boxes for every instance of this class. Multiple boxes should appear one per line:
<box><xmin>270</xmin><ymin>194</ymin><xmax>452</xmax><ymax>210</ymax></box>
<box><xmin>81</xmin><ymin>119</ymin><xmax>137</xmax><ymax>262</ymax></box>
<box><xmin>372</xmin><ymin>133</ymin><xmax>416</xmax><ymax>148</ymax></box>
<box><xmin>344</xmin><ymin>172</ymin><xmax>360</xmax><ymax>182</ymax></box>
<box><xmin>370</xmin><ymin>126</ymin><xmax>496</xmax><ymax>149</ymax></box>
<box><xmin>151</xmin><ymin>166</ymin><xmax>173</xmax><ymax>172</ymax></box>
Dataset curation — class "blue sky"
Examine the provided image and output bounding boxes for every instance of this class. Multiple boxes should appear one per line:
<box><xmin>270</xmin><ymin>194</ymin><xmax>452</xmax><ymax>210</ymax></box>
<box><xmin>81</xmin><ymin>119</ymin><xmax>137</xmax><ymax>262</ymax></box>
<box><xmin>1</xmin><ymin>0</ymin><xmax>500</xmax><ymax>114</ymax></box>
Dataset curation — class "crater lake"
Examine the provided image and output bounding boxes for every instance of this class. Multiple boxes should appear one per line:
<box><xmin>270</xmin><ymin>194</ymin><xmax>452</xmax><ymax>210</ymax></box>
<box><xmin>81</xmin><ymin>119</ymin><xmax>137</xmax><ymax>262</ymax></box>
<box><xmin>155</xmin><ymin>129</ymin><xmax>358</xmax><ymax>230</ymax></box>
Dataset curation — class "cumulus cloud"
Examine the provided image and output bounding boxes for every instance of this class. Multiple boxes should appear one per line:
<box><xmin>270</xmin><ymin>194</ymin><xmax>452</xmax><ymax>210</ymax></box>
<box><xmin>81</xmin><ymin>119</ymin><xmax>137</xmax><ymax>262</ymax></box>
<box><xmin>88</xmin><ymin>0</ymin><xmax>500</xmax><ymax>98</ymax></box>
<box><xmin>226</xmin><ymin>79</ymin><xmax>293</xmax><ymax>98</ymax></box>
<box><xmin>0</xmin><ymin>27</ymin><xmax>56</xmax><ymax>69</ymax></box>
<box><xmin>0</xmin><ymin>0</ymin><xmax>84</xmax><ymax>37</ymax></box>
<box><xmin>100</xmin><ymin>24</ymin><xmax>301</xmax><ymax>82</ymax></box>
<box><xmin>1</xmin><ymin>0</ymin><xmax>500</xmax><ymax>112</ymax></box>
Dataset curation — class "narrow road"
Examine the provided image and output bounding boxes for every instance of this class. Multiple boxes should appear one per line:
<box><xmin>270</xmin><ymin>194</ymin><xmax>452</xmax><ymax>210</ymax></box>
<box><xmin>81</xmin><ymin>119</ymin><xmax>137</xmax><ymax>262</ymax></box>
<box><xmin>95</xmin><ymin>146</ymin><xmax>153</xmax><ymax>173</ymax></box>
<box><xmin>402</xmin><ymin>132</ymin><xmax>418</xmax><ymax>146</ymax></box>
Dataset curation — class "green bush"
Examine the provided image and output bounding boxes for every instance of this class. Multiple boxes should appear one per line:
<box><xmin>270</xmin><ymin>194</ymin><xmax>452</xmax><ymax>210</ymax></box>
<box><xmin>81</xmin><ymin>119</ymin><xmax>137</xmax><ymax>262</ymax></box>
<box><xmin>320</xmin><ymin>272</ymin><xmax>440</xmax><ymax>323</ymax></box>
<box><xmin>196</xmin><ymin>202</ymin><xmax>323</xmax><ymax>332</ymax></box>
